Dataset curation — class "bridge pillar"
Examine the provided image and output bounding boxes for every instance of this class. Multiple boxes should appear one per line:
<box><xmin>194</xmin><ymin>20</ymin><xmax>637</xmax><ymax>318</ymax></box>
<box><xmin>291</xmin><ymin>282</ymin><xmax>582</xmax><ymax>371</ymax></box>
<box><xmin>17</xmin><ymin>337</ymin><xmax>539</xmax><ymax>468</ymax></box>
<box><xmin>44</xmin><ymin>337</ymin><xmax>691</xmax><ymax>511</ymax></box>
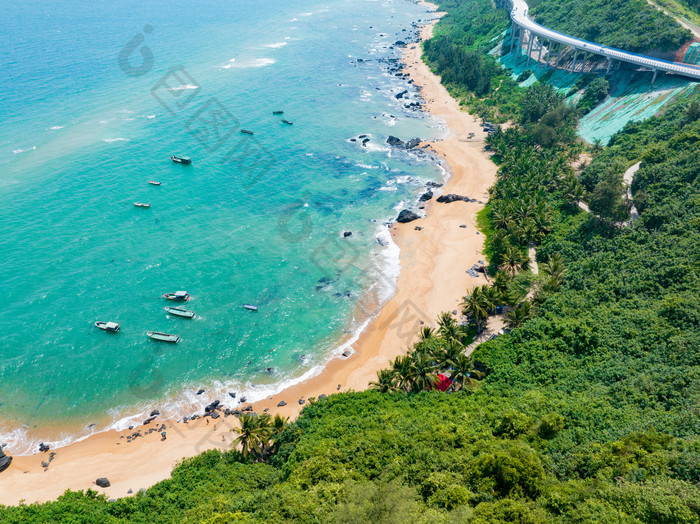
<box><xmin>606</xmin><ymin>58</ymin><xmax>612</xmax><ymax>75</ymax></box>
<box><xmin>555</xmin><ymin>43</ymin><xmax>562</xmax><ymax>68</ymax></box>
<box><xmin>509</xmin><ymin>23</ymin><xmax>517</xmax><ymax>53</ymax></box>
<box><xmin>526</xmin><ymin>36</ymin><xmax>534</xmax><ymax>66</ymax></box>
<box><xmin>652</xmin><ymin>69</ymin><xmax>658</xmax><ymax>84</ymax></box>
<box><xmin>571</xmin><ymin>49</ymin><xmax>578</xmax><ymax>73</ymax></box>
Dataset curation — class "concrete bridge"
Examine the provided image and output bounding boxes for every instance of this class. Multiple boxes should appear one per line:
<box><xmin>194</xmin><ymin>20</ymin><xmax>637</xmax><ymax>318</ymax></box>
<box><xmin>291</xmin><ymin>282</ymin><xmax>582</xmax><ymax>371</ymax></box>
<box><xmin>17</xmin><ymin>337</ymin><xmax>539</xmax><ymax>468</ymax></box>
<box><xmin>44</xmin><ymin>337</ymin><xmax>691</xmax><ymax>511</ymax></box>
<box><xmin>503</xmin><ymin>0</ymin><xmax>700</xmax><ymax>82</ymax></box>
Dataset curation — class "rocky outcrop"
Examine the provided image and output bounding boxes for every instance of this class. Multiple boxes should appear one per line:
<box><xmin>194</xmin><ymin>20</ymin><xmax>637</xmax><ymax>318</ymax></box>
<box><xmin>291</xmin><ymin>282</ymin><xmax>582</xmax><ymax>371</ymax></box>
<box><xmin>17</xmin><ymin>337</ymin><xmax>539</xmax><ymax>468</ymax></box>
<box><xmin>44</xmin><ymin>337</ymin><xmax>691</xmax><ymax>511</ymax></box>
<box><xmin>397</xmin><ymin>210</ymin><xmax>420</xmax><ymax>223</ymax></box>
<box><xmin>386</xmin><ymin>136</ymin><xmax>421</xmax><ymax>150</ymax></box>
<box><xmin>419</xmin><ymin>190</ymin><xmax>433</xmax><ymax>202</ymax></box>
<box><xmin>436</xmin><ymin>194</ymin><xmax>473</xmax><ymax>204</ymax></box>
<box><xmin>0</xmin><ymin>448</ymin><xmax>12</xmax><ymax>473</ymax></box>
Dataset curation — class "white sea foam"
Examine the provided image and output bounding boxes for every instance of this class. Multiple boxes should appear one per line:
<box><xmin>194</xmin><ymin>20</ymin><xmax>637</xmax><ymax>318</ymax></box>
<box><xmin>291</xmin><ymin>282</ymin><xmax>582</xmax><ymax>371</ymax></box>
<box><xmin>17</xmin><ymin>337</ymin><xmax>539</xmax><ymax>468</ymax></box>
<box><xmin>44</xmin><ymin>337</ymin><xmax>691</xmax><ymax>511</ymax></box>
<box><xmin>222</xmin><ymin>58</ymin><xmax>275</xmax><ymax>69</ymax></box>
<box><xmin>12</xmin><ymin>146</ymin><xmax>36</xmax><ymax>154</ymax></box>
<box><xmin>145</xmin><ymin>114</ymin><xmax>156</xmax><ymax>119</ymax></box>
<box><xmin>102</xmin><ymin>138</ymin><xmax>128</xmax><ymax>143</ymax></box>
<box><xmin>168</xmin><ymin>84</ymin><xmax>199</xmax><ymax>91</ymax></box>
<box><xmin>49</xmin><ymin>125</ymin><xmax>64</xmax><ymax>130</ymax></box>
<box><xmin>264</xmin><ymin>42</ymin><xmax>287</xmax><ymax>48</ymax></box>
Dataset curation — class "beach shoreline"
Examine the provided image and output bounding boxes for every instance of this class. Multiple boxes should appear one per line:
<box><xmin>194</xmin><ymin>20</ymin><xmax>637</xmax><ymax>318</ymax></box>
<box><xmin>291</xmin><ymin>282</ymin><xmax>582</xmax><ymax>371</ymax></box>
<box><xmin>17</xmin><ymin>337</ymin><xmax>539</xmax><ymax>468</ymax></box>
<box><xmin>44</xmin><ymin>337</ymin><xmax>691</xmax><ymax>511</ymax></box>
<box><xmin>0</xmin><ymin>4</ymin><xmax>498</xmax><ymax>506</ymax></box>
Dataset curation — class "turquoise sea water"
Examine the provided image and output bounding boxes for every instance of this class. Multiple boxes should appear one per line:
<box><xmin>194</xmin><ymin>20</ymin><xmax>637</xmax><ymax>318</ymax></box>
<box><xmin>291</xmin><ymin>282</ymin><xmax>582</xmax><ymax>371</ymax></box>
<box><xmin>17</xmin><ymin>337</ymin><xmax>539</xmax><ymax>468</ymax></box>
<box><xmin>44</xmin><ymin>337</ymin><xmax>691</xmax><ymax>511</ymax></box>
<box><xmin>0</xmin><ymin>0</ymin><xmax>444</xmax><ymax>452</ymax></box>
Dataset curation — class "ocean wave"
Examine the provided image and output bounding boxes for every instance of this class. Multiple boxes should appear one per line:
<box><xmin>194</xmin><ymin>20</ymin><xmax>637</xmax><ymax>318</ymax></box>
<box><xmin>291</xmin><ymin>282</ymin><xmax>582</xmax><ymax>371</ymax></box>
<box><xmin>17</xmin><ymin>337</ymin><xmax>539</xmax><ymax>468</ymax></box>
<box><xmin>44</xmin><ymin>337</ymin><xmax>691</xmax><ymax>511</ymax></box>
<box><xmin>263</xmin><ymin>42</ymin><xmax>287</xmax><ymax>48</ymax></box>
<box><xmin>221</xmin><ymin>58</ymin><xmax>275</xmax><ymax>69</ymax></box>
<box><xmin>102</xmin><ymin>138</ymin><xmax>128</xmax><ymax>143</ymax></box>
<box><xmin>168</xmin><ymin>84</ymin><xmax>199</xmax><ymax>91</ymax></box>
<box><xmin>49</xmin><ymin>125</ymin><xmax>64</xmax><ymax>130</ymax></box>
<box><xmin>144</xmin><ymin>115</ymin><xmax>156</xmax><ymax>119</ymax></box>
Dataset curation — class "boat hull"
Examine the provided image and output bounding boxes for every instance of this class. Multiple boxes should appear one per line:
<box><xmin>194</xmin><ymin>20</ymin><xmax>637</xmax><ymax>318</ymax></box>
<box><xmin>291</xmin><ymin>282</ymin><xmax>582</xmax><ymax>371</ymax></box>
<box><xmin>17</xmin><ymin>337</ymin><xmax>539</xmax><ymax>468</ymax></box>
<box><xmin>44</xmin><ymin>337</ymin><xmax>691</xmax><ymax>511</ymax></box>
<box><xmin>165</xmin><ymin>307</ymin><xmax>195</xmax><ymax>318</ymax></box>
<box><xmin>147</xmin><ymin>331</ymin><xmax>180</xmax><ymax>343</ymax></box>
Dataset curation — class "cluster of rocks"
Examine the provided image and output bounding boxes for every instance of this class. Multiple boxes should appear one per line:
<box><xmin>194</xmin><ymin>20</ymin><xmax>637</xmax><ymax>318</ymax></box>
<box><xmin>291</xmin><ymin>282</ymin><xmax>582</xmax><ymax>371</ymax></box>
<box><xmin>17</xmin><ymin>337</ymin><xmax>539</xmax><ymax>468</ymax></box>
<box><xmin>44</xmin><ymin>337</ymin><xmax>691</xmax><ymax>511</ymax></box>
<box><xmin>121</xmin><ymin>422</ymin><xmax>167</xmax><ymax>444</ymax></box>
<box><xmin>386</xmin><ymin>135</ymin><xmax>421</xmax><ymax>150</ymax></box>
<box><xmin>466</xmin><ymin>262</ymin><xmax>489</xmax><ymax>278</ymax></box>
<box><xmin>436</xmin><ymin>194</ymin><xmax>477</xmax><ymax>204</ymax></box>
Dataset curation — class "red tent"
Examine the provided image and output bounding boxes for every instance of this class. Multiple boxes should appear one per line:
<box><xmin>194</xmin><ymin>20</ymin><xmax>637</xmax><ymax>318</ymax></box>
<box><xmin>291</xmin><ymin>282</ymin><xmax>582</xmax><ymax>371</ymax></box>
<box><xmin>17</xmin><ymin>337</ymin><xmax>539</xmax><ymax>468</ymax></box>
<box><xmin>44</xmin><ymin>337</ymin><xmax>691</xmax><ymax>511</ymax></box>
<box><xmin>434</xmin><ymin>373</ymin><xmax>452</xmax><ymax>392</ymax></box>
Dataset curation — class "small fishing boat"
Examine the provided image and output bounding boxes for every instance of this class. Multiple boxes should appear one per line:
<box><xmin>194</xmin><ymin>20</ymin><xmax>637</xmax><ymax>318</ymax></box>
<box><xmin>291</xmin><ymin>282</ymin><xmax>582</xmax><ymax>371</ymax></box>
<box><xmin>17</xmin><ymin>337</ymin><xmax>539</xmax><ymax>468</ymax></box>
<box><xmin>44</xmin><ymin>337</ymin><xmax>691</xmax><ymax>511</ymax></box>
<box><xmin>95</xmin><ymin>321</ymin><xmax>120</xmax><ymax>332</ymax></box>
<box><xmin>281</xmin><ymin>119</ymin><xmax>293</xmax><ymax>125</ymax></box>
<box><xmin>134</xmin><ymin>202</ymin><xmax>151</xmax><ymax>208</ymax></box>
<box><xmin>272</xmin><ymin>110</ymin><xmax>283</xmax><ymax>115</ymax></box>
<box><xmin>241</xmin><ymin>129</ymin><xmax>254</xmax><ymax>135</ymax></box>
<box><xmin>243</xmin><ymin>304</ymin><xmax>258</xmax><ymax>311</ymax></box>
<box><xmin>165</xmin><ymin>306</ymin><xmax>196</xmax><ymax>319</ymax></box>
<box><xmin>148</xmin><ymin>181</ymin><xmax>161</xmax><ymax>186</ymax></box>
<box><xmin>170</xmin><ymin>155</ymin><xmax>192</xmax><ymax>164</ymax></box>
<box><xmin>147</xmin><ymin>331</ymin><xmax>180</xmax><ymax>343</ymax></box>
<box><xmin>163</xmin><ymin>291</ymin><xmax>190</xmax><ymax>301</ymax></box>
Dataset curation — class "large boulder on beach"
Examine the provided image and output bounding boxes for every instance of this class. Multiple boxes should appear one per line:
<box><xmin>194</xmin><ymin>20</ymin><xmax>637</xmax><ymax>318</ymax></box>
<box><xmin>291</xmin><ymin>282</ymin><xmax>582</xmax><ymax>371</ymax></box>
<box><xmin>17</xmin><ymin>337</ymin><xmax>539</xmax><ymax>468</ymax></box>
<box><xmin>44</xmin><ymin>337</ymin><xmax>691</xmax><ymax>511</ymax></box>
<box><xmin>419</xmin><ymin>190</ymin><xmax>433</xmax><ymax>202</ymax></box>
<box><xmin>39</xmin><ymin>442</ymin><xmax>50</xmax><ymax>452</ymax></box>
<box><xmin>397</xmin><ymin>210</ymin><xmax>420</xmax><ymax>223</ymax></box>
<box><xmin>96</xmin><ymin>477</ymin><xmax>111</xmax><ymax>488</ymax></box>
<box><xmin>436</xmin><ymin>194</ymin><xmax>471</xmax><ymax>204</ymax></box>
<box><xmin>387</xmin><ymin>135</ymin><xmax>405</xmax><ymax>148</ymax></box>
<box><xmin>0</xmin><ymin>449</ymin><xmax>12</xmax><ymax>473</ymax></box>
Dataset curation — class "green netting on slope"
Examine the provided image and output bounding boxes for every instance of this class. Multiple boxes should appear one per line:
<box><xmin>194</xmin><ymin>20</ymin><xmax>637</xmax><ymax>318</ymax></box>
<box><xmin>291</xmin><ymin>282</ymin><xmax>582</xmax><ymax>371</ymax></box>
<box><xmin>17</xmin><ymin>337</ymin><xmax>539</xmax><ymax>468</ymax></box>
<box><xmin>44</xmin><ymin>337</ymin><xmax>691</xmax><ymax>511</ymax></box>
<box><xmin>578</xmin><ymin>74</ymin><xmax>697</xmax><ymax>145</ymax></box>
<box><xmin>683</xmin><ymin>43</ymin><xmax>700</xmax><ymax>65</ymax></box>
<box><xmin>494</xmin><ymin>43</ymin><xmax>698</xmax><ymax>145</ymax></box>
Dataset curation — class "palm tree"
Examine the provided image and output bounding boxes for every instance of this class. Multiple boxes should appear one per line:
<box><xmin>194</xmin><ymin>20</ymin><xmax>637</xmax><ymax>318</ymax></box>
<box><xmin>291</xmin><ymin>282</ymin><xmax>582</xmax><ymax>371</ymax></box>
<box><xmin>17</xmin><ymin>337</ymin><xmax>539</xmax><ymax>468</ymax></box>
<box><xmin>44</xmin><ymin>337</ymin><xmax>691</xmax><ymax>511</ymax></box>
<box><xmin>231</xmin><ymin>413</ymin><xmax>272</xmax><ymax>460</ymax></box>
<box><xmin>436</xmin><ymin>340</ymin><xmax>465</xmax><ymax>371</ymax></box>
<box><xmin>369</xmin><ymin>368</ymin><xmax>398</xmax><ymax>393</ymax></box>
<box><xmin>449</xmin><ymin>354</ymin><xmax>484</xmax><ymax>391</ymax></box>
<box><xmin>504</xmin><ymin>301</ymin><xmax>533</xmax><ymax>329</ymax></box>
<box><xmin>499</xmin><ymin>245</ymin><xmax>529</xmax><ymax>277</ymax></box>
<box><xmin>417</xmin><ymin>326</ymin><xmax>435</xmax><ymax>342</ymax></box>
<box><xmin>541</xmin><ymin>253</ymin><xmax>567</xmax><ymax>281</ymax></box>
<box><xmin>390</xmin><ymin>354</ymin><xmax>414</xmax><ymax>392</ymax></box>
<box><xmin>407</xmin><ymin>353</ymin><xmax>439</xmax><ymax>393</ymax></box>
<box><xmin>461</xmin><ymin>286</ymin><xmax>493</xmax><ymax>333</ymax></box>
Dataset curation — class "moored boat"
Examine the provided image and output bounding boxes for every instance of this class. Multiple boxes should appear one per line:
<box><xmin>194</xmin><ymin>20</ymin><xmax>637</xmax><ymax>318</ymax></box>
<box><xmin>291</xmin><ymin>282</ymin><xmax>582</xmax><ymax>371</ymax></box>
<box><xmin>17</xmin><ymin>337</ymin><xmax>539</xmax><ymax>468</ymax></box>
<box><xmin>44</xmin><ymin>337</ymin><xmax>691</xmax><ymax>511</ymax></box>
<box><xmin>95</xmin><ymin>321</ymin><xmax>120</xmax><ymax>332</ymax></box>
<box><xmin>134</xmin><ymin>202</ymin><xmax>151</xmax><ymax>208</ymax></box>
<box><xmin>148</xmin><ymin>180</ymin><xmax>161</xmax><ymax>186</ymax></box>
<box><xmin>241</xmin><ymin>129</ymin><xmax>254</xmax><ymax>135</ymax></box>
<box><xmin>170</xmin><ymin>155</ymin><xmax>192</xmax><ymax>164</ymax></box>
<box><xmin>281</xmin><ymin>119</ymin><xmax>293</xmax><ymax>125</ymax></box>
<box><xmin>147</xmin><ymin>331</ymin><xmax>180</xmax><ymax>343</ymax></box>
<box><xmin>165</xmin><ymin>306</ymin><xmax>196</xmax><ymax>318</ymax></box>
<box><xmin>243</xmin><ymin>304</ymin><xmax>258</xmax><ymax>311</ymax></box>
<box><xmin>163</xmin><ymin>291</ymin><xmax>190</xmax><ymax>301</ymax></box>
<box><xmin>272</xmin><ymin>111</ymin><xmax>284</xmax><ymax>115</ymax></box>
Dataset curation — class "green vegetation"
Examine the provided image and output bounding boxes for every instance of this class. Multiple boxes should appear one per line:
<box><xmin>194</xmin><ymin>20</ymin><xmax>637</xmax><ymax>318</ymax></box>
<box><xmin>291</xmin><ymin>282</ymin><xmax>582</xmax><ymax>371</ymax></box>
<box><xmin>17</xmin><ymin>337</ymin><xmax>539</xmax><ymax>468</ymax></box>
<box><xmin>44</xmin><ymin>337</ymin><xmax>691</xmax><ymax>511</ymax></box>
<box><xmin>529</xmin><ymin>0</ymin><xmax>692</xmax><ymax>53</ymax></box>
<box><xmin>2</xmin><ymin>2</ymin><xmax>700</xmax><ymax>523</ymax></box>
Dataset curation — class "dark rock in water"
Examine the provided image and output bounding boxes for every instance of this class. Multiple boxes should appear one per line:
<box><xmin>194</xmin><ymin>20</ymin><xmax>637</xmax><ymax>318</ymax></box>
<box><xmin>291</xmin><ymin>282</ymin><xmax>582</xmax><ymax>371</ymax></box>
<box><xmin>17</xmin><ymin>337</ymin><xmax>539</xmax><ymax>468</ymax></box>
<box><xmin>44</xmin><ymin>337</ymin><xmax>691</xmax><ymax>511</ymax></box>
<box><xmin>386</xmin><ymin>135</ymin><xmax>404</xmax><ymax>148</ymax></box>
<box><xmin>436</xmin><ymin>194</ymin><xmax>471</xmax><ymax>204</ymax></box>
<box><xmin>343</xmin><ymin>231</ymin><xmax>352</xmax><ymax>237</ymax></box>
<box><xmin>228</xmin><ymin>392</ymin><xmax>236</xmax><ymax>399</ymax></box>
<box><xmin>319</xmin><ymin>394</ymin><xmax>328</xmax><ymax>400</ymax></box>
<box><xmin>128</xmin><ymin>426</ymin><xmax>134</xmax><ymax>431</ymax></box>
<box><xmin>426</xmin><ymin>181</ymin><xmax>443</xmax><ymax>188</ymax></box>
<box><xmin>143</xmin><ymin>416</ymin><xmax>156</xmax><ymax>425</ymax></box>
<box><xmin>150</xmin><ymin>409</ymin><xmax>160</xmax><ymax>417</ymax></box>
<box><xmin>240</xmin><ymin>396</ymin><xmax>247</xmax><ymax>403</ymax></box>
<box><xmin>397</xmin><ymin>210</ymin><xmax>420</xmax><ymax>223</ymax></box>
<box><xmin>405</xmin><ymin>138</ymin><xmax>420</xmax><ymax>149</ymax></box>
<box><xmin>39</xmin><ymin>442</ymin><xmax>50</xmax><ymax>453</ymax></box>
<box><xmin>196</xmin><ymin>389</ymin><xmax>205</xmax><ymax>395</ymax></box>
<box><xmin>361</xmin><ymin>138</ymin><xmax>370</xmax><ymax>146</ymax></box>
<box><xmin>277</xmin><ymin>401</ymin><xmax>287</xmax><ymax>407</ymax></box>
<box><xmin>394</xmin><ymin>40</ymin><xmax>406</xmax><ymax>46</ymax></box>
<box><xmin>211</xmin><ymin>412</ymin><xmax>220</xmax><ymax>419</ymax></box>
<box><xmin>96</xmin><ymin>477</ymin><xmax>111</xmax><ymax>488</ymax></box>
<box><xmin>419</xmin><ymin>190</ymin><xmax>433</xmax><ymax>202</ymax></box>
<box><xmin>395</xmin><ymin>90</ymin><xmax>408</xmax><ymax>99</ymax></box>
<box><xmin>205</xmin><ymin>400</ymin><xmax>221</xmax><ymax>413</ymax></box>
<box><xmin>358</xmin><ymin>134</ymin><xmax>367</xmax><ymax>138</ymax></box>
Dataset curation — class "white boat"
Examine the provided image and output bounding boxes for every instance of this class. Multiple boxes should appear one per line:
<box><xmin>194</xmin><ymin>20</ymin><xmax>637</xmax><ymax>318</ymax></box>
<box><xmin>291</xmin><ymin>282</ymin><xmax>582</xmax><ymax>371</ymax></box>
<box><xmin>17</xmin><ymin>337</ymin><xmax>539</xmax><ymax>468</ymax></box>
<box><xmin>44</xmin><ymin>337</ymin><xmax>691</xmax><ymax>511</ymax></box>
<box><xmin>95</xmin><ymin>321</ymin><xmax>120</xmax><ymax>332</ymax></box>
<box><xmin>163</xmin><ymin>291</ymin><xmax>190</xmax><ymax>301</ymax></box>
<box><xmin>134</xmin><ymin>202</ymin><xmax>151</xmax><ymax>208</ymax></box>
<box><xmin>148</xmin><ymin>181</ymin><xmax>161</xmax><ymax>186</ymax></box>
<box><xmin>165</xmin><ymin>306</ymin><xmax>195</xmax><ymax>319</ymax></box>
<box><xmin>147</xmin><ymin>331</ymin><xmax>180</xmax><ymax>343</ymax></box>
<box><xmin>243</xmin><ymin>304</ymin><xmax>258</xmax><ymax>311</ymax></box>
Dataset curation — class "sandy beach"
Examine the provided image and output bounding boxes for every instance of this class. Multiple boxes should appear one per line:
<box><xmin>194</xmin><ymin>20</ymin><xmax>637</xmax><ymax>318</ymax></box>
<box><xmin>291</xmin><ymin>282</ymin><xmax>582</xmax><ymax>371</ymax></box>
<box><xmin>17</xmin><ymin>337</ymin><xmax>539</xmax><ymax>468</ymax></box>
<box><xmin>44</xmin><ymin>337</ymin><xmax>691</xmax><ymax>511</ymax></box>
<box><xmin>0</xmin><ymin>6</ymin><xmax>497</xmax><ymax>506</ymax></box>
